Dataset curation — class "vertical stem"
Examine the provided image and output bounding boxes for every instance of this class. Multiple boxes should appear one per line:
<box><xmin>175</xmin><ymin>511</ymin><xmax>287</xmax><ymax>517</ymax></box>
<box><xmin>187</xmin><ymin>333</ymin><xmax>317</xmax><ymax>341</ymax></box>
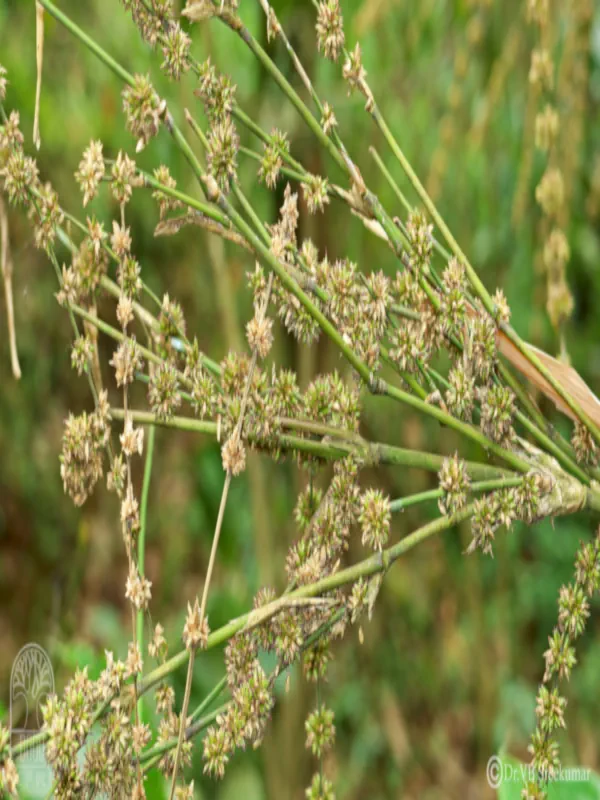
<box><xmin>137</xmin><ymin>423</ymin><xmax>156</xmax><ymax>721</ymax></box>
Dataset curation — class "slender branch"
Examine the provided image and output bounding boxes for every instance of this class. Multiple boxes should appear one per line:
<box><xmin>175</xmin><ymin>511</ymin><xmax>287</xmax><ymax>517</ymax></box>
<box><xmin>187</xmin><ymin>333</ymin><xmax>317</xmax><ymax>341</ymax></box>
<box><xmin>37</xmin><ymin>0</ymin><xmax>134</xmax><ymax>85</ymax></box>
<box><xmin>390</xmin><ymin>476</ymin><xmax>523</xmax><ymax>512</ymax></box>
<box><xmin>108</xmin><ymin>408</ymin><xmax>514</xmax><ymax>481</ymax></box>
<box><xmin>137</xmin><ymin>423</ymin><xmax>156</xmax><ymax>721</ymax></box>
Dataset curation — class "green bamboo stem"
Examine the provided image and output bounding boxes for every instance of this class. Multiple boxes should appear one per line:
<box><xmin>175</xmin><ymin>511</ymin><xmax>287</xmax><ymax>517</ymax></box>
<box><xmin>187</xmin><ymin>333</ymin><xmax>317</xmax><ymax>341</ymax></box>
<box><xmin>136</xmin><ymin>423</ymin><xmax>156</xmax><ymax>721</ymax></box>
<box><xmin>138</xmin><ymin>171</ymin><xmax>228</xmax><ymax>227</ymax></box>
<box><xmin>109</xmin><ymin>407</ymin><xmax>514</xmax><ymax>481</ymax></box>
<box><xmin>139</xmin><ymin>704</ymin><xmax>227</xmax><ymax>766</ymax></box>
<box><xmin>38</xmin><ymin>0</ymin><xmax>133</xmax><ymax>84</ymax></box>
<box><xmin>226</xmin><ymin>16</ymin><xmax>347</xmax><ymax>176</ymax></box>
<box><xmin>369</xmin><ymin>145</ymin><xmax>452</xmax><ymax>263</ymax></box>
<box><xmin>383</xmin><ymin>383</ymin><xmax>531</xmax><ymax>473</ymax></box>
<box><xmin>390</xmin><ymin>476</ymin><xmax>523</xmax><ymax>512</ymax></box>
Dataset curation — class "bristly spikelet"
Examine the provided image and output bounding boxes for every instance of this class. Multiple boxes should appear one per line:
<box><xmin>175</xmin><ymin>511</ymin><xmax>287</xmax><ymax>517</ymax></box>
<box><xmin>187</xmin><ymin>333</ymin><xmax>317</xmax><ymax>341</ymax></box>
<box><xmin>222</xmin><ymin>434</ymin><xmax>246</xmax><ymax>476</ymax></box>
<box><xmin>75</xmin><ymin>141</ymin><xmax>105</xmax><ymax>206</ymax></box>
<box><xmin>440</xmin><ymin>258</ymin><xmax>466</xmax><ymax>333</ymax></box>
<box><xmin>442</xmin><ymin>257</ymin><xmax>465</xmax><ymax>292</ymax></box>
<box><xmin>111</xmin><ymin>150</ymin><xmax>138</xmax><ymax>206</ymax></box>
<box><xmin>445</xmin><ymin>363</ymin><xmax>476</xmax><ymax>421</ymax></box>
<box><xmin>246</xmin><ymin>314</ymin><xmax>274</xmax><ymax>359</ymax></box>
<box><xmin>492</xmin><ymin>288</ymin><xmax>510</xmax><ymax>323</ymax></box>
<box><xmin>1</xmin><ymin>150</ymin><xmax>39</xmax><ymax>206</ymax></box>
<box><xmin>496</xmin><ymin>488</ymin><xmax>517</xmax><ymax>530</ymax></box>
<box><xmin>316</xmin><ymin>0</ymin><xmax>345</xmax><ymax>62</ymax></box>
<box><xmin>514</xmin><ymin>472</ymin><xmax>541</xmax><ymax>523</ymax></box>
<box><xmin>557</xmin><ymin>584</ymin><xmax>589</xmax><ymax>639</ymax></box>
<box><xmin>468</xmin><ymin>494</ymin><xmax>499</xmax><ymax>557</ymax></box>
<box><xmin>119</xmin><ymin>415</ymin><xmax>144</xmax><ymax>457</ymax></box>
<box><xmin>469</xmin><ymin>316</ymin><xmax>496</xmax><ymax>383</ymax></box>
<box><xmin>302</xmin><ymin>174</ymin><xmax>330</xmax><ymax>214</ymax></box>
<box><xmin>207</xmin><ymin>116</ymin><xmax>239</xmax><ymax>192</ymax></box>
<box><xmin>258</xmin><ymin>130</ymin><xmax>289</xmax><ymax>189</ymax></box>
<box><xmin>125</xmin><ymin>563</ymin><xmax>152</xmax><ymax>610</ymax></box>
<box><xmin>528</xmin><ymin>730</ymin><xmax>560</xmax><ymax>783</ymax></box>
<box><xmin>478</xmin><ymin>385</ymin><xmax>515</xmax><ymax>447</ymax></box>
<box><xmin>152</xmin><ymin>165</ymin><xmax>181</xmax><ymax>219</ymax></box>
<box><xmin>406</xmin><ymin>209</ymin><xmax>433</xmax><ymax>273</ymax></box>
<box><xmin>0</xmin><ymin>64</ymin><xmax>7</xmax><ymax>101</ymax></box>
<box><xmin>30</xmin><ymin>182</ymin><xmax>63</xmax><ymax>251</ymax></box>
<box><xmin>110</xmin><ymin>338</ymin><xmax>143</xmax><ymax>387</ymax></box>
<box><xmin>71</xmin><ymin>334</ymin><xmax>95</xmax><ymax>376</ymax></box>
<box><xmin>122</xmin><ymin>74</ymin><xmax>166</xmax><ymax>152</ymax></box>
<box><xmin>574</xmin><ymin>536</ymin><xmax>600</xmax><ymax>595</ymax></box>
<box><xmin>542</xmin><ymin>628</ymin><xmax>576</xmax><ymax>683</ymax></box>
<box><xmin>304</xmin><ymin>372</ymin><xmax>361</xmax><ymax>432</ymax></box>
<box><xmin>224</xmin><ymin>634</ymin><xmax>258</xmax><ymax>689</ymax></box>
<box><xmin>148</xmin><ymin>361</ymin><xmax>182</xmax><ymax>420</ymax></box>
<box><xmin>389</xmin><ymin>320</ymin><xmax>429</xmax><ymax>374</ymax></box>
<box><xmin>438</xmin><ymin>454</ymin><xmax>471</xmax><ymax>515</ymax></box>
<box><xmin>303</xmin><ymin>638</ymin><xmax>332</xmax><ymax>682</ymax></box>
<box><xmin>160</xmin><ymin>24</ymin><xmax>191</xmax><ymax>81</ymax></box>
<box><xmin>148</xmin><ymin>623</ymin><xmax>168</xmax><ymax>661</ymax></box>
<box><xmin>202</xmin><ymin>724</ymin><xmax>230</xmax><ymax>779</ymax></box>
<box><xmin>305</xmin><ymin>706</ymin><xmax>335</xmax><ymax>758</ymax></box>
<box><xmin>191</xmin><ymin>370</ymin><xmax>218</xmax><ymax>419</ymax></box>
<box><xmin>194</xmin><ymin>61</ymin><xmax>237</xmax><ymax>124</ymax></box>
<box><xmin>571</xmin><ymin>421</ymin><xmax>598</xmax><ymax>467</ymax></box>
<box><xmin>0</xmin><ymin>110</ymin><xmax>24</xmax><ymax>154</ymax></box>
<box><xmin>306</xmin><ymin>772</ymin><xmax>335</xmax><ymax>800</ymax></box>
<box><xmin>157</xmin><ymin>293</ymin><xmax>186</xmax><ymax>357</ymax></box>
<box><xmin>343</xmin><ymin>43</ymin><xmax>366</xmax><ymax>95</ymax></box>
<box><xmin>118</xmin><ymin>256</ymin><xmax>142</xmax><ymax>298</ymax></box>
<box><xmin>183</xmin><ymin>597</ymin><xmax>209</xmax><ymax>650</ymax></box>
<box><xmin>111</xmin><ymin>220</ymin><xmax>132</xmax><ymax>259</ymax></box>
<box><xmin>321</xmin><ymin>102</ymin><xmax>337</xmax><ymax>134</ymax></box>
<box><xmin>359</xmin><ymin>489</ymin><xmax>391</xmax><ymax>551</ymax></box>
<box><xmin>116</xmin><ymin>293</ymin><xmax>133</xmax><ymax>334</ymax></box>
<box><xmin>60</xmin><ymin>407</ymin><xmax>109</xmax><ymax>506</ymax></box>
<box><xmin>107</xmin><ymin>454</ymin><xmax>127</xmax><ymax>496</ymax></box>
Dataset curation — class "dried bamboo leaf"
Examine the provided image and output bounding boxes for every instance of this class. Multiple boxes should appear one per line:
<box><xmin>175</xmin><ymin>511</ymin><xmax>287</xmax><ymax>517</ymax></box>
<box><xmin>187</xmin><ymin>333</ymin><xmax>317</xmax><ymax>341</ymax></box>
<box><xmin>496</xmin><ymin>329</ymin><xmax>600</xmax><ymax>427</ymax></box>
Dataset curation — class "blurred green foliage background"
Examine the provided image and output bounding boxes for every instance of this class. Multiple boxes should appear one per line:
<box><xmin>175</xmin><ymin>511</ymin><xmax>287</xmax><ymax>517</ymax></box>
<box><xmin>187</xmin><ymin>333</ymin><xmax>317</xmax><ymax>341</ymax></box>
<box><xmin>2</xmin><ymin>0</ymin><xmax>600</xmax><ymax>797</ymax></box>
